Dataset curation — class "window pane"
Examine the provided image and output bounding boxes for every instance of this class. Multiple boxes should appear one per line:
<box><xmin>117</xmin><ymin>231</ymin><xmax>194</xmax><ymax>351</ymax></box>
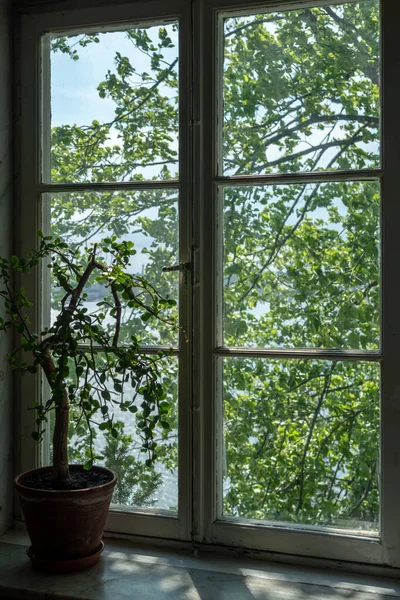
<box><xmin>49</xmin><ymin>22</ymin><xmax>179</xmax><ymax>183</ymax></box>
<box><xmin>223</xmin><ymin>181</ymin><xmax>380</xmax><ymax>349</ymax></box>
<box><xmin>50</xmin><ymin>355</ymin><xmax>178</xmax><ymax>512</ymax></box>
<box><xmin>49</xmin><ymin>189</ymin><xmax>179</xmax><ymax>346</ymax></box>
<box><xmin>222</xmin><ymin>358</ymin><xmax>380</xmax><ymax>532</ymax></box>
<box><xmin>223</xmin><ymin>1</ymin><xmax>380</xmax><ymax>175</ymax></box>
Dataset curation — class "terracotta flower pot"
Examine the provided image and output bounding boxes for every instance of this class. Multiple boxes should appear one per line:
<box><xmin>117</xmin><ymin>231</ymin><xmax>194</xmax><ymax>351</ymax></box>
<box><xmin>15</xmin><ymin>465</ymin><xmax>117</xmax><ymax>571</ymax></box>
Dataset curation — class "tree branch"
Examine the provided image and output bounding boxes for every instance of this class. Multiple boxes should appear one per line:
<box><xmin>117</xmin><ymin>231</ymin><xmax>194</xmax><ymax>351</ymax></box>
<box><xmin>296</xmin><ymin>365</ymin><xmax>335</xmax><ymax>513</ymax></box>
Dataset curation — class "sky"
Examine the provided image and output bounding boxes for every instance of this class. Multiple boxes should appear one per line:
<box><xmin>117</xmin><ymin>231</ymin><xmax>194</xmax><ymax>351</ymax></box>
<box><xmin>51</xmin><ymin>23</ymin><xmax>179</xmax><ymax>130</ymax></box>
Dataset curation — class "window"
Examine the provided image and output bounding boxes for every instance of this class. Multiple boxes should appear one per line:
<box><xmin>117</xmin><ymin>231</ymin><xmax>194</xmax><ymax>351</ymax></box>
<box><xmin>219</xmin><ymin>3</ymin><xmax>381</xmax><ymax>530</ymax></box>
<box><xmin>17</xmin><ymin>0</ymin><xmax>400</xmax><ymax>567</ymax></box>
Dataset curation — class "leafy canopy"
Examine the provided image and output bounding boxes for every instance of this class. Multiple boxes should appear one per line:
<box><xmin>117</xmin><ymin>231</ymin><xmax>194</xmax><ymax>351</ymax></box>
<box><xmin>49</xmin><ymin>1</ymin><xmax>380</xmax><ymax>525</ymax></box>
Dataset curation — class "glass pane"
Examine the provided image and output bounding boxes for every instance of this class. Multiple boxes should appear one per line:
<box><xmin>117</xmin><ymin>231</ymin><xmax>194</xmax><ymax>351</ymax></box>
<box><xmin>223</xmin><ymin>358</ymin><xmax>380</xmax><ymax>532</ymax></box>
<box><xmin>49</xmin><ymin>189</ymin><xmax>179</xmax><ymax>346</ymax></box>
<box><xmin>223</xmin><ymin>181</ymin><xmax>380</xmax><ymax>349</ymax></box>
<box><xmin>50</xmin><ymin>355</ymin><xmax>178</xmax><ymax>511</ymax></box>
<box><xmin>223</xmin><ymin>1</ymin><xmax>380</xmax><ymax>175</ymax></box>
<box><xmin>49</xmin><ymin>22</ymin><xmax>179</xmax><ymax>183</ymax></box>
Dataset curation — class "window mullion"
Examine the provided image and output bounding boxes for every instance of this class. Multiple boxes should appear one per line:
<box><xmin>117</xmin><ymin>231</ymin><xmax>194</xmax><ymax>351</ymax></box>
<box><xmin>17</xmin><ymin>16</ymin><xmax>44</xmax><ymax>478</ymax></box>
<box><xmin>379</xmin><ymin>0</ymin><xmax>400</xmax><ymax>569</ymax></box>
<box><xmin>194</xmin><ymin>0</ymin><xmax>218</xmax><ymax>544</ymax></box>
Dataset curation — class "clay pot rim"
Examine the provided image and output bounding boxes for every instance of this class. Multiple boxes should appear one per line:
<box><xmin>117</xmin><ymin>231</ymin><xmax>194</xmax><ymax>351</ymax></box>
<box><xmin>15</xmin><ymin>465</ymin><xmax>117</xmax><ymax>494</ymax></box>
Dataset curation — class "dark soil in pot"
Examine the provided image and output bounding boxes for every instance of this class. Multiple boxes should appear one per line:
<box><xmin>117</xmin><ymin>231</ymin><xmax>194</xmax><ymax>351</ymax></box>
<box><xmin>21</xmin><ymin>464</ymin><xmax>114</xmax><ymax>490</ymax></box>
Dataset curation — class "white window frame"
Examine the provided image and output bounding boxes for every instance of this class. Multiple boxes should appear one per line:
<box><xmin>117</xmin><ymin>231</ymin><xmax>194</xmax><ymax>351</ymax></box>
<box><xmin>17</xmin><ymin>0</ymin><xmax>193</xmax><ymax>543</ymax></box>
<box><xmin>15</xmin><ymin>0</ymin><xmax>400</xmax><ymax>569</ymax></box>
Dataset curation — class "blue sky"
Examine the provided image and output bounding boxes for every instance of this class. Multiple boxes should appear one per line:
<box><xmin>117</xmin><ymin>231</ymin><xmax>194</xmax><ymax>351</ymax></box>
<box><xmin>51</xmin><ymin>23</ymin><xmax>179</xmax><ymax>131</ymax></box>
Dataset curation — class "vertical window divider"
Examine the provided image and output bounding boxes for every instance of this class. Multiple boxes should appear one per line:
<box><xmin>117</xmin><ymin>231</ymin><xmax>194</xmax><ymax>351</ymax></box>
<box><xmin>214</xmin><ymin>183</ymin><xmax>225</xmax><ymax>522</ymax></box>
<box><xmin>39</xmin><ymin>34</ymin><xmax>52</xmax><ymax>470</ymax></box>
<box><xmin>177</xmin><ymin>0</ymin><xmax>194</xmax><ymax>542</ymax></box>
<box><xmin>215</xmin><ymin>11</ymin><xmax>225</xmax><ymax>177</ymax></box>
<box><xmin>17</xmin><ymin>15</ymin><xmax>43</xmax><ymax>479</ymax></box>
<box><xmin>195</xmin><ymin>0</ymin><xmax>219</xmax><ymax>543</ymax></box>
<box><xmin>214</xmin><ymin>353</ymin><xmax>224</xmax><ymax>521</ymax></box>
<box><xmin>379</xmin><ymin>0</ymin><xmax>400</xmax><ymax>568</ymax></box>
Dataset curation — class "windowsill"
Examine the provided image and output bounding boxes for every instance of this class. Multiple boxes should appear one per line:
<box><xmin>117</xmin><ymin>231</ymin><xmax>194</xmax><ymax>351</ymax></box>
<box><xmin>1</xmin><ymin>530</ymin><xmax>400</xmax><ymax>599</ymax></box>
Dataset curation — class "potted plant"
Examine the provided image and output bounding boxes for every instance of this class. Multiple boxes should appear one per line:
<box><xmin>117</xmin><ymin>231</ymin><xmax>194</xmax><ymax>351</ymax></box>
<box><xmin>0</xmin><ymin>233</ymin><xmax>178</xmax><ymax>572</ymax></box>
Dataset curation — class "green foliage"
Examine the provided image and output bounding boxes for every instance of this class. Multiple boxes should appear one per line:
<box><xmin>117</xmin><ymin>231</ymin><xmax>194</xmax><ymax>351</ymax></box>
<box><xmin>103</xmin><ymin>421</ymin><xmax>163</xmax><ymax>506</ymax></box>
<box><xmin>46</xmin><ymin>3</ymin><xmax>380</xmax><ymax>521</ymax></box>
<box><xmin>223</xmin><ymin>358</ymin><xmax>379</xmax><ymax>527</ymax></box>
<box><xmin>0</xmin><ymin>235</ymin><xmax>178</xmax><ymax>479</ymax></box>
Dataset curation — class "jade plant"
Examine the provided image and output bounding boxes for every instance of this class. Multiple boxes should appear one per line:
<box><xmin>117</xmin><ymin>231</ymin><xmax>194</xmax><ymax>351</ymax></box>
<box><xmin>0</xmin><ymin>233</ymin><xmax>178</xmax><ymax>488</ymax></box>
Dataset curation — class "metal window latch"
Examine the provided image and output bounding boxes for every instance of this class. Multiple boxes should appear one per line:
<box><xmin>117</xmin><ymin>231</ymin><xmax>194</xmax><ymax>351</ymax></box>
<box><xmin>162</xmin><ymin>261</ymin><xmax>192</xmax><ymax>285</ymax></box>
<box><xmin>162</xmin><ymin>262</ymin><xmax>191</xmax><ymax>273</ymax></box>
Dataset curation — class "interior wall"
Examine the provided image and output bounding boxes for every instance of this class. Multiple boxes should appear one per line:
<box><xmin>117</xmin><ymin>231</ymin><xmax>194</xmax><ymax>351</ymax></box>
<box><xmin>0</xmin><ymin>0</ymin><xmax>14</xmax><ymax>536</ymax></box>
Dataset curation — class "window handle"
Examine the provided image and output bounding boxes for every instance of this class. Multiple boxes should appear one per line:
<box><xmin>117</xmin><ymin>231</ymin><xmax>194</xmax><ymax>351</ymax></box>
<box><xmin>162</xmin><ymin>262</ymin><xmax>191</xmax><ymax>273</ymax></box>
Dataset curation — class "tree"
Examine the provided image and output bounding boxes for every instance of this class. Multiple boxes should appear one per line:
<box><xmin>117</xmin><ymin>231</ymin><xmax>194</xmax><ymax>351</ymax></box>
<box><xmin>49</xmin><ymin>1</ymin><xmax>380</xmax><ymax>525</ymax></box>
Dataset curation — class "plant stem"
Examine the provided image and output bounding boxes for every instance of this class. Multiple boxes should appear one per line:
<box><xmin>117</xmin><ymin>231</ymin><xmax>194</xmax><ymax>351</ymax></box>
<box><xmin>41</xmin><ymin>350</ymin><xmax>72</xmax><ymax>487</ymax></box>
<box><xmin>52</xmin><ymin>386</ymin><xmax>71</xmax><ymax>487</ymax></box>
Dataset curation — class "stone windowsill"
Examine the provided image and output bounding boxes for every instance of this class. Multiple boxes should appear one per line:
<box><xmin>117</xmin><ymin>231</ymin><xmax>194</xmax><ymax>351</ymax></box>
<box><xmin>1</xmin><ymin>529</ymin><xmax>400</xmax><ymax>599</ymax></box>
